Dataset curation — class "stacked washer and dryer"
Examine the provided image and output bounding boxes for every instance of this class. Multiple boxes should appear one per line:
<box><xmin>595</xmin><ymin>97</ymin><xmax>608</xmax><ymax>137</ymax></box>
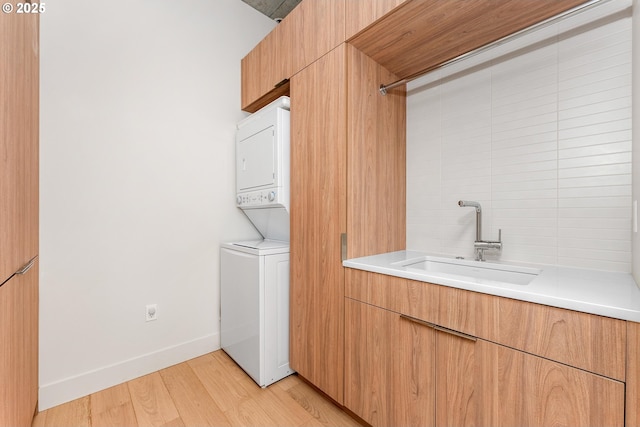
<box><xmin>220</xmin><ymin>97</ymin><xmax>294</xmax><ymax>387</ymax></box>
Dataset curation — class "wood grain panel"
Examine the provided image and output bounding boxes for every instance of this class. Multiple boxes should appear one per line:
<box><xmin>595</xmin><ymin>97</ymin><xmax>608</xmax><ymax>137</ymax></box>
<box><xmin>0</xmin><ymin>12</ymin><xmax>39</xmax><ymax>282</ymax></box>
<box><xmin>287</xmin><ymin>0</ymin><xmax>345</xmax><ymax>76</ymax></box>
<box><xmin>437</xmin><ymin>284</ymin><xmax>498</xmax><ymax>338</ymax></box>
<box><xmin>345</xmin><ymin>269</ymin><xmax>438</xmax><ymax>324</ymax></box>
<box><xmin>627</xmin><ymin>321</ymin><xmax>640</xmax><ymax>427</ymax></box>
<box><xmin>495</xmin><ymin>343</ymin><xmax>624</xmax><ymax>427</ymax></box>
<box><xmin>0</xmin><ymin>259</ymin><xmax>38</xmax><ymax>427</ymax></box>
<box><xmin>241</xmin><ymin>26</ymin><xmax>292</xmax><ymax>113</ymax></box>
<box><xmin>290</xmin><ymin>45</ymin><xmax>347</xmax><ymax>404</ymax></box>
<box><xmin>345</xmin><ymin>299</ymin><xmax>435</xmax><ymax>427</ymax></box>
<box><xmin>497</xmin><ymin>298</ymin><xmax>626</xmax><ymax>381</ymax></box>
<box><xmin>240</xmin><ymin>39</ymin><xmax>263</xmax><ymax>111</ymax></box>
<box><xmin>349</xmin><ymin>0</ymin><xmax>588</xmax><ymax>80</ymax></box>
<box><xmin>345</xmin><ymin>0</ymin><xmax>407</xmax><ymax>40</ymax></box>
<box><xmin>435</xmin><ymin>332</ymin><xmax>478</xmax><ymax>427</ymax></box>
<box><xmin>346</xmin><ymin>44</ymin><xmax>406</xmax><ymax>260</ymax></box>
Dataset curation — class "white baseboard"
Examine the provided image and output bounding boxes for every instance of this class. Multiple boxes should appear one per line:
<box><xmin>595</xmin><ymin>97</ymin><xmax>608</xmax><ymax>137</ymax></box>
<box><xmin>38</xmin><ymin>332</ymin><xmax>220</xmax><ymax>411</ymax></box>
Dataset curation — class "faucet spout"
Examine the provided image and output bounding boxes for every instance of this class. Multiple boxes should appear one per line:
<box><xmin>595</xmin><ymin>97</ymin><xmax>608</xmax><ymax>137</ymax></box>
<box><xmin>458</xmin><ymin>200</ymin><xmax>482</xmax><ymax>242</ymax></box>
<box><xmin>458</xmin><ymin>200</ymin><xmax>502</xmax><ymax>261</ymax></box>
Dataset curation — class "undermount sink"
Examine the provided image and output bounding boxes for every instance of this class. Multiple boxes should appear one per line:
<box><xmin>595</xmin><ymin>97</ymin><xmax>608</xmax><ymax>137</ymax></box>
<box><xmin>394</xmin><ymin>256</ymin><xmax>541</xmax><ymax>286</ymax></box>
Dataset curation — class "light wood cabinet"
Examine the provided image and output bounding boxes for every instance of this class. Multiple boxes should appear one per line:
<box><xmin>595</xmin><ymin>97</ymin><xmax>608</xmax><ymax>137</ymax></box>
<box><xmin>289</xmin><ymin>44</ymin><xmax>405</xmax><ymax>404</ymax></box>
<box><xmin>344</xmin><ymin>0</ymin><xmax>407</xmax><ymax>40</ymax></box>
<box><xmin>0</xmin><ymin>12</ymin><xmax>39</xmax><ymax>283</ymax></box>
<box><xmin>348</xmin><ymin>0</ymin><xmax>589</xmax><ymax>81</ymax></box>
<box><xmin>345</xmin><ymin>298</ymin><xmax>434</xmax><ymax>427</ymax></box>
<box><xmin>290</xmin><ymin>45</ymin><xmax>347</xmax><ymax>404</ymax></box>
<box><xmin>345</xmin><ymin>269</ymin><xmax>628</xmax><ymax>426</ymax></box>
<box><xmin>241</xmin><ymin>0</ymin><xmax>345</xmax><ymax>113</ymax></box>
<box><xmin>241</xmin><ymin>25</ymin><xmax>290</xmax><ymax>113</ymax></box>
<box><xmin>0</xmin><ymin>11</ymin><xmax>40</xmax><ymax>427</ymax></box>
<box><xmin>0</xmin><ymin>261</ymin><xmax>39</xmax><ymax>427</ymax></box>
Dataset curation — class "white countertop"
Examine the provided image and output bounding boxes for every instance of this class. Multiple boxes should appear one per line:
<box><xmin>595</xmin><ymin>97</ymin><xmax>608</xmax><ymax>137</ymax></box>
<box><xmin>343</xmin><ymin>250</ymin><xmax>640</xmax><ymax>323</ymax></box>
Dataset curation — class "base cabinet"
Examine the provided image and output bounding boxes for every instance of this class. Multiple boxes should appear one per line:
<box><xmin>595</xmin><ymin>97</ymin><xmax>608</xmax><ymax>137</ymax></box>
<box><xmin>345</xmin><ymin>296</ymin><xmax>625</xmax><ymax>427</ymax></box>
<box><xmin>345</xmin><ymin>299</ymin><xmax>434</xmax><ymax>427</ymax></box>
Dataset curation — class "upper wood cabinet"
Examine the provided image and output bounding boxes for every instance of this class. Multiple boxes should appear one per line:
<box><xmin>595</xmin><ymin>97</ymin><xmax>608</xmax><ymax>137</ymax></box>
<box><xmin>344</xmin><ymin>0</ymin><xmax>407</xmax><ymax>40</ymax></box>
<box><xmin>241</xmin><ymin>25</ymin><xmax>290</xmax><ymax>113</ymax></box>
<box><xmin>0</xmin><ymin>13</ymin><xmax>39</xmax><ymax>283</ymax></box>
<box><xmin>241</xmin><ymin>0</ymin><xmax>345</xmax><ymax>112</ymax></box>
<box><xmin>348</xmin><ymin>0</ymin><xmax>589</xmax><ymax>80</ymax></box>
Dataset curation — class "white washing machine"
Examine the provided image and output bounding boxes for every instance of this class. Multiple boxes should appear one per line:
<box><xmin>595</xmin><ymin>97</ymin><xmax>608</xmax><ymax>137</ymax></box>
<box><xmin>220</xmin><ymin>240</ymin><xmax>293</xmax><ymax>387</ymax></box>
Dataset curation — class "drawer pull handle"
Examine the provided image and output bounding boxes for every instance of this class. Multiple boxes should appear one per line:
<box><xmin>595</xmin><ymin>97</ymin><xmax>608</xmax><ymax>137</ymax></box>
<box><xmin>400</xmin><ymin>314</ymin><xmax>477</xmax><ymax>342</ymax></box>
<box><xmin>16</xmin><ymin>257</ymin><xmax>37</xmax><ymax>275</ymax></box>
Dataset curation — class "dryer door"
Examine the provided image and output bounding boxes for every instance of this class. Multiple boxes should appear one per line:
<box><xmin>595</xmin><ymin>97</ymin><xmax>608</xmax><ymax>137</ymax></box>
<box><xmin>236</xmin><ymin>125</ymin><xmax>275</xmax><ymax>193</ymax></box>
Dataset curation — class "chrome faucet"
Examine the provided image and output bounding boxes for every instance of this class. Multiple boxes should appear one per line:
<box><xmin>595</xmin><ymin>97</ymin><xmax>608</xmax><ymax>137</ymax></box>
<box><xmin>458</xmin><ymin>200</ymin><xmax>502</xmax><ymax>261</ymax></box>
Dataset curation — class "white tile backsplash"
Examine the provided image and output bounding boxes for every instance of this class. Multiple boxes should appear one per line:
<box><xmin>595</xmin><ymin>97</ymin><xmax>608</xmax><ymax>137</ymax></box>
<box><xmin>406</xmin><ymin>8</ymin><xmax>632</xmax><ymax>272</ymax></box>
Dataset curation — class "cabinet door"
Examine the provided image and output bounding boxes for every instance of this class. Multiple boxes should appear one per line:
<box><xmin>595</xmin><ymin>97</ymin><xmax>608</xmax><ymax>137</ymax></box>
<box><xmin>286</xmin><ymin>0</ymin><xmax>344</xmax><ymax>77</ymax></box>
<box><xmin>0</xmin><ymin>12</ymin><xmax>39</xmax><ymax>283</ymax></box>
<box><xmin>345</xmin><ymin>299</ymin><xmax>435</xmax><ymax>427</ymax></box>
<box><xmin>289</xmin><ymin>45</ymin><xmax>347</xmax><ymax>404</ymax></box>
<box><xmin>241</xmin><ymin>25</ymin><xmax>290</xmax><ymax>112</ymax></box>
<box><xmin>494</xmin><ymin>343</ymin><xmax>624</xmax><ymax>427</ymax></box>
<box><xmin>436</xmin><ymin>336</ymin><xmax>625</xmax><ymax>427</ymax></box>
<box><xmin>0</xmin><ymin>259</ymin><xmax>38</xmax><ymax>427</ymax></box>
<box><xmin>345</xmin><ymin>0</ymin><xmax>407</xmax><ymax>40</ymax></box>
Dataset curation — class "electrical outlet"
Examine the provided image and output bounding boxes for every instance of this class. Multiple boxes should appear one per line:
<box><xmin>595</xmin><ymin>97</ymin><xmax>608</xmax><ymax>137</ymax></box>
<box><xmin>145</xmin><ymin>304</ymin><xmax>158</xmax><ymax>322</ymax></box>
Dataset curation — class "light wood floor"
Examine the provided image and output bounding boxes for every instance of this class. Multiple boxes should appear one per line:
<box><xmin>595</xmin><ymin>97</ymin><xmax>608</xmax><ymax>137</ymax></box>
<box><xmin>32</xmin><ymin>350</ymin><xmax>363</xmax><ymax>427</ymax></box>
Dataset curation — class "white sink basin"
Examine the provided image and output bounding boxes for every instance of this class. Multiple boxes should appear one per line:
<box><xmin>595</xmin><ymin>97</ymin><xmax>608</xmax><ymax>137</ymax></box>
<box><xmin>394</xmin><ymin>256</ymin><xmax>541</xmax><ymax>286</ymax></box>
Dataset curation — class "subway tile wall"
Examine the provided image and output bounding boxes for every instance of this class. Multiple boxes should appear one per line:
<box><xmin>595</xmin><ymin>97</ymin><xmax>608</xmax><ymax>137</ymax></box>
<box><xmin>406</xmin><ymin>7</ymin><xmax>632</xmax><ymax>272</ymax></box>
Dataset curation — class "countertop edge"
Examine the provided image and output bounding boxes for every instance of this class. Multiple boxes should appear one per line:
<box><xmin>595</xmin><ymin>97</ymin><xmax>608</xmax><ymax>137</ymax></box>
<box><xmin>343</xmin><ymin>251</ymin><xmax>640</xmax><ymax>323</ymax></box>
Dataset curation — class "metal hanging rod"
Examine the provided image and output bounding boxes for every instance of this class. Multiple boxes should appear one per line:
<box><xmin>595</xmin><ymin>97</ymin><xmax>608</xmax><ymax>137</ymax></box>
<box><xmin>379</xmin><ymin>0</ymin><xmax>611</xmax><ymax>95</ymax></box>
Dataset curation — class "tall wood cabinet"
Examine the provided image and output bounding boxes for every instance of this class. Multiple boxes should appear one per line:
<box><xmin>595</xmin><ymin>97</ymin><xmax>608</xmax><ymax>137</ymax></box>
<box><xmin>290</xmin><ymin>45</ymin><xmax>348</xmax><ymax>404</ymax></box>
<box><xmin>0</xmin><ymin>11</ymin><xmax>40</xmax><ymax>427</ymax></box>
<box><xmin>289</xmin><ymin>44</ymin><xmax>405</xmax><ymax>404</ymax></box>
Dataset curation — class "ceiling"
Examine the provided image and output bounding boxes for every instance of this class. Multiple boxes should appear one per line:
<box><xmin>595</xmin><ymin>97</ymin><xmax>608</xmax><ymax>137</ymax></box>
<box><xmin>241</xmin><ymin>0</ymin><xmax>302</xmax><ymax>21</ymax></box>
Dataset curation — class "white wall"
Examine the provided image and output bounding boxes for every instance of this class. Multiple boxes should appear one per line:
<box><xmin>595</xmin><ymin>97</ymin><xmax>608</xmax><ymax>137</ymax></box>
<box><xmin>407</xmin><ymin>1</ymin><xmax>633</xmax><ymax>272</ymax></box>
<box><xmin>39</xmin><ymin>0</ymin><xmax>275</xmax><ymax>410</ymax></box>
<box><xmin>633</xmin><ymin>0</ymin><xmax>640</xmax><ymax>282</ymax></box>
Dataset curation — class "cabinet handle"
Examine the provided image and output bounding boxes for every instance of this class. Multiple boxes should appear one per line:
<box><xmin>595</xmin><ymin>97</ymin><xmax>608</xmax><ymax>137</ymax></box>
<box><xmin>341</xmin><ymin>233</ymin><xmax>347</xmax><ymax>261</ymax></box>
<box><xmin>274</xmin><ymin>78</ymin><xmax>289</xmax><ymax>89</ymax></box>
<box><xmin>400</xmin><ymin>314</ymin><xmax>477</xmax><ymax>342</ymax></box>
<box><xmin>400</xmin><ymin>314</ymin><xmax>433</xmax><ymax>328</ymax></box>
<box><xmin>431</xmin><ymin>324</ymin><xmax>477</xmax><ymax>342</ymax></box>
<box><xmin>16</xmin><ymin>256</ymin><xmax>37</xmax><ymax>275</ymax></box>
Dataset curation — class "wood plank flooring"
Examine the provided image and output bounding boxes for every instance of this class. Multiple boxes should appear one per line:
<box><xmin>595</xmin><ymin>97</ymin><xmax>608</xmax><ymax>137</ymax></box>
<box><xmin>32</xmin><ymin>350</ymin><xmax>364</xmax><ymax>427</ymax></box>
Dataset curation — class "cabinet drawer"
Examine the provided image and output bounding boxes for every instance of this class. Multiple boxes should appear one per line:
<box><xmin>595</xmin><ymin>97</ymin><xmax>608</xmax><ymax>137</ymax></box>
<box><xmin>345</xmin><ymin>268</ymin><xmax>438</xmax><ymax>324</ymax></box>
<box><xmin>495</xmin><ymin>297</ymin><xmax>626</xmax><ymax>381</ymax></box>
